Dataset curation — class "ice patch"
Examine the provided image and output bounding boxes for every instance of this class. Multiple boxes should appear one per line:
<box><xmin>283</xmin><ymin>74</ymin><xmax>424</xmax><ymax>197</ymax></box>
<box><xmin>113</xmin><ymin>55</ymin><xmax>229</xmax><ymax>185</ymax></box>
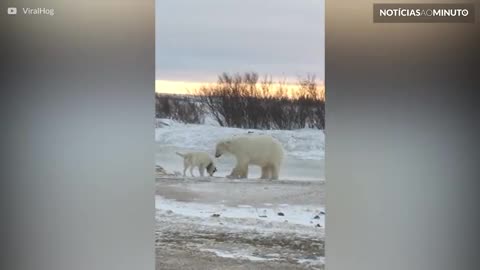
<box><xmin>200</xmin><ymin>247</ymin><xmax>325</xmax><ymax>266</ymax></box>
<box><xmin>200</xmin><ymin>248</ymin><xmax>277</xmax><ymax>262</ymax></box>
<box><xmin>156</xmin><ymin>196</ymin><xmax>325</xmax><ymax>228</ymax></box>
<box><xmin>298</xmin><ymin>257</ymin><xmax>325</xmax><ymax>267</ymax></box>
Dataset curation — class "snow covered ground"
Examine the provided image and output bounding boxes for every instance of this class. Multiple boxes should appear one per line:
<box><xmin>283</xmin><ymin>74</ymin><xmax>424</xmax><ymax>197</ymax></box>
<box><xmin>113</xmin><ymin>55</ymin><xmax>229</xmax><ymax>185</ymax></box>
<box><xmin>155</xmin><ymin>119</ymin><xmax>325</xmax><ymax>269</ymax></box>
<box><xmin>155</xmin><ymin>118</ymin><xmax>325</xmax><ymax>160</ymax></box>
<box><xmin>155</xmin><ymin>118</ymin><xmax>325</xmax><ymax>180</ymax></box>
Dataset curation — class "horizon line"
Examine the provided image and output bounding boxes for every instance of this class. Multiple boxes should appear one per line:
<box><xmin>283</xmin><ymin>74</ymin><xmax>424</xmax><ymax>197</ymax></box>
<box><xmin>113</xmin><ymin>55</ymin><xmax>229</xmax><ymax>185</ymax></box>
<box><xmin>155</xmin><ymin>79</ymin><xmax>325</xmax><ymax>95</ymax></box>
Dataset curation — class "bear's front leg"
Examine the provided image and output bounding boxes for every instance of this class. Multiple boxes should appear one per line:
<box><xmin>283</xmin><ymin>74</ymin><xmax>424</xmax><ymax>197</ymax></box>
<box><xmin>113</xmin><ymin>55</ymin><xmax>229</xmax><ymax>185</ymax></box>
<box><xmin>228</xmin><ymin>158</ymin><xmax>248</xmax><ymax>179</ymax></box>
<box><xmin>235</xmin><ymin>160</ymin><xmax>249</xmax><ymax>179</ymax></box>
<box><xmin>227</xmin><ymin>166</ymin><xmax>241</xmax><ymax>179</ymax></box>
<box><xmin>227</xmin><ymin>164</ymin><xmax>248</xmax><ymax>179</ymax></box>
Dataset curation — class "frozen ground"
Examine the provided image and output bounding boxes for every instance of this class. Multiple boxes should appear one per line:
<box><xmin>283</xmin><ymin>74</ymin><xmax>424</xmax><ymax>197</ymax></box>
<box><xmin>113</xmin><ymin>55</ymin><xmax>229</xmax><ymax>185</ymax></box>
<box><xmin>155</xmin><ymin>119</ymin><xmax>325</xmax><ymax>269</ymax></box>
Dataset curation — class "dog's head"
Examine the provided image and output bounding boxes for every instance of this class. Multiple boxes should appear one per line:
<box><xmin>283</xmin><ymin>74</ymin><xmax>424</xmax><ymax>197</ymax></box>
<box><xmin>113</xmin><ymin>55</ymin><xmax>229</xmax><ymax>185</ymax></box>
<box><xmin>206</xmin><ymin>162</ymin><xmax>217</xmax><ymax>176</ymax></box>
<box><xmin>215</xmin><ymin>140</ymin><xmax>231</xmax><ymax>158</ymax></box>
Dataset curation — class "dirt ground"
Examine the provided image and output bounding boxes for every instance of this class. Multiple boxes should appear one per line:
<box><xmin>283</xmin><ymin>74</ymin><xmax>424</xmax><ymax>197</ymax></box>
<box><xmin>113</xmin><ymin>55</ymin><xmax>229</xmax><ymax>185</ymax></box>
<box><xmin>156</xmin><ymin>247</ymin><xmax>323</xmax><ymax>270</ymax></box>
<box><xmin>155</xmin><ymin>176</ymin><xmax>325</xmax><ymax>270</ymax></box>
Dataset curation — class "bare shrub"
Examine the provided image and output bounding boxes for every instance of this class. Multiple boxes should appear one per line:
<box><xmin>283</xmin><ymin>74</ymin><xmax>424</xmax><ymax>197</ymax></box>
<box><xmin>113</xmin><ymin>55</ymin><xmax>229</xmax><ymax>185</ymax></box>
<box><xmin>156</xmin><ymin>72</ymin><xmax>325</xmax><ymax>130</ymax></box>
<box><xmin>155</xmin><ymin>93</ymin><xmax>204</xmax><ymax>124</ymax></box>
<box><xmin>193</xmin><ymin>72</ymin><xmax>325</xmax><ymax>130</ymax></box>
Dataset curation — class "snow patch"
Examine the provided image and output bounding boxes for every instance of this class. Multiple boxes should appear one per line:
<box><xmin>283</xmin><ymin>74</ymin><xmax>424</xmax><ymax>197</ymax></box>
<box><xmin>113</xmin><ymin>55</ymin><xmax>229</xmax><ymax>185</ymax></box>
<box><xmin>155</xmin><ymin>196</ymin><xmax>325</xmax><ymax>229</ymax></box>
<box><xmin>200</xmin><ymin>248</ymin><xmax>277</xmax><ymax>262</ymax></box>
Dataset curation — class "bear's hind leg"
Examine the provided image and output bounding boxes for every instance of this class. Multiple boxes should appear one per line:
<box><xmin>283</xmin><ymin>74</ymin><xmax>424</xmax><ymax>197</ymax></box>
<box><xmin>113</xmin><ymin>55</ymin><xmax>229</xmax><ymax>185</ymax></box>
<box><xmin>240</xmin><ymin>165</ymin><xmax>248</xmax><ymax>179</ymax></box>
<box><xmin>260</xmin><ymin>166</ymin><xmax>271</xmax><ymax>179</ymax></box>
<box><xmin>270</xmin><ymin>164</ymin><xmax>279</xmax><ymax>180</ymax></box>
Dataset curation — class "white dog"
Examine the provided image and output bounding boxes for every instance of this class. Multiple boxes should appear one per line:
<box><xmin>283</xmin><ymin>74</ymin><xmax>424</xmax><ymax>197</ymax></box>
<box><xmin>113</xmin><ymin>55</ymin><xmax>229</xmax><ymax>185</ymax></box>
<box><xmin>176</xmin><ymin>152</ymin><xmax>217</xmax><ymax>177</ymax></box>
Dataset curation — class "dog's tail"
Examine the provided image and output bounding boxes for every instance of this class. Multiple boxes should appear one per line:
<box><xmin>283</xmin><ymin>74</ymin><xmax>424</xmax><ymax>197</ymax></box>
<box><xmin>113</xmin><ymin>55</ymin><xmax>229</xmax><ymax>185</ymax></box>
<box><xmin>175</xmin><ymin>152</ymin><xmax>185</xmax><ymax>158</ymax></box>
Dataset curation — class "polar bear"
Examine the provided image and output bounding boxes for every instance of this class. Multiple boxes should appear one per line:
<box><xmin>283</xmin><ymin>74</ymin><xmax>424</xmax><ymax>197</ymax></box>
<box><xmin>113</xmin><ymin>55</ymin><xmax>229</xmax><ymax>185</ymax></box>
<box><xmin>215</xmin><ymin>135</ymin><xmax>284</xmax><ymax>180</ymax></box>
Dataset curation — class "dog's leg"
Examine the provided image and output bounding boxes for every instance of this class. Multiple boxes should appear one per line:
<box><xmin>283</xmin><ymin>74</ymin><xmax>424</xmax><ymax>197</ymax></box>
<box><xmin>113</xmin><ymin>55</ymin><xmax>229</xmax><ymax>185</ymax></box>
<box><xmin>183</xmin><ymin>160</ymin><xmax>188</xmax><ymax>176</ymax></box>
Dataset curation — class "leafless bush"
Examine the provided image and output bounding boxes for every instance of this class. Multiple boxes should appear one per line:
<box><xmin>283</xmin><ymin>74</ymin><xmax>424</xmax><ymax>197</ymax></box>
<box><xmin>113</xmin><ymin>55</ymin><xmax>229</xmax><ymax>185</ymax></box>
<box><xmin>155</xmin><ymin>72</ymin><xmax>325</xmax><ymax>130</ymax></box>
<box><xmin>155</xmin><ymin>93</ymin><xmax>204</xmax><ymax>124</ymax></box>
<box><xmin>193</xmin><ymin>72</ymin><xmax>325</xmax><ymax>130</ymax></box>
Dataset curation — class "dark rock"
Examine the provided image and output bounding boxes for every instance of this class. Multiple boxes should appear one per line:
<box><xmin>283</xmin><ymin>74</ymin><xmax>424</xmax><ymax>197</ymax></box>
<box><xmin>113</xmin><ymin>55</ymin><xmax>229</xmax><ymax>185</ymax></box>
<box><xmin>277</xmin><ymin>212</ymin><xmax>285</xmax><ymax>216</ymax></box>
<box><xmin>211</xmin><ymin>214</ymin><xmax>221</xmax><ymax>217</ymax></box>
<box><xmin>313</xmin><ymin>215</ymin><xmax>320</xmax><ymax>219</ymax></box>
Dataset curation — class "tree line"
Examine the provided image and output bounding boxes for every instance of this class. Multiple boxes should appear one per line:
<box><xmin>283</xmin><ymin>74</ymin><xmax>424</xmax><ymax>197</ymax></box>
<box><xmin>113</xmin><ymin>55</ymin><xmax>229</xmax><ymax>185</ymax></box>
<box><xmin>155</xmin><ymin>72</ymin><xmax>325</xmax><ymax>130</ymax></box>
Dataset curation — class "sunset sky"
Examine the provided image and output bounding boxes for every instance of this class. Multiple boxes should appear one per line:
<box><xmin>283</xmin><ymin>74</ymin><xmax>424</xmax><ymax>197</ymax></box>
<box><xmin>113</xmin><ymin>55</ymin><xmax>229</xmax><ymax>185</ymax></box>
<box><xmin>155</xmin><ymin>0</ymin><xmax>324</xmax><ymax>94</ymax></box>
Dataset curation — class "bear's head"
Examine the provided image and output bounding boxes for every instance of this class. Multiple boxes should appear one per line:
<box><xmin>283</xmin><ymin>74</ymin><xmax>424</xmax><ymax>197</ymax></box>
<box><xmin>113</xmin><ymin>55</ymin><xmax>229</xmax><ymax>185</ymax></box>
<box><xmin>215</xmin><ymin>140</ymin><xmax>231</xmax><ymax>158</ymax></box>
